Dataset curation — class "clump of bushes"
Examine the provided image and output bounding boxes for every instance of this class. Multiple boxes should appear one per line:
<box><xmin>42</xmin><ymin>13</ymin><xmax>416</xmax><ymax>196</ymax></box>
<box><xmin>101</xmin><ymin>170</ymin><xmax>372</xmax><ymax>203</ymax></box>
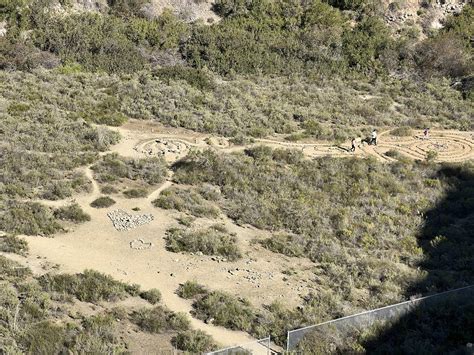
<box><xmin>140</xmin><ymin>288</ymin><xmax>162</xmax><ymax>304</ymax></box>
<box><xmin>165</xmin><ymin>225</ymin><xmax>241</xmax><ymax>261</ymax></box>
<box><xmin>0</xmin><ymin>201</ymin><xmax>62</xmax><ymax>236</ymax></box>
<box><xmin>39</xmin><ymin>269</ymin><xmax>140</xmax><ymax>303</ymax></box>
<box><xmin>154</xmin><ymin>66</ymin><xmax>215</xmax><ymax>91</ymax></box>
<box><xmin>176</xmin><ymin>215</ymin><xmax>196</xmax><ymax>227</ymax></box>
<box><xmin>19</xmin><ymin>321</ymin><xmax>67</xmax><ymax>355</ymax></box>
<box><xmin>0</xmin><ymin>255</ymin><xmax>32</xmax><ymax>282</ymax></box>
<box><xmin>130</xmin><ymin>306</ymin><xmax>190</xmax><ymax>333</ymax></box>
<box><xmin>90</xmin><ymin>196</ymin><xmax>116</xmax><ymax>208</ymax></box>
<box><xmin>153</xmin><ymin>187</ymin><xmax>220</xmax><ymax>217</ymax></box>
<box><xmin>391</xmin><ymin>126</ymin><xmax>413</xmax><ymax>137</ymax></box>
<box><xmin>101</xmin><ymin>185</ymin><xmax>119</xmax><ymax>194</ymax></box>
<box><xmin>53</xmin><ymin>204</ymin><xmax>91</xmax><ymax>223</ymax></box>
<box><xmin>172</xmin><ymin>330</ymin><xmax>218</xmax><ymax>352</ymax></box>
<box><xmin>192</xmin><ymin>290</ymin><xmax>257</xmax><ymax>332</ymax></box>
<box><xmin>0</xmin><ymin>234</ymin><xmax>29</xmax><ymax>255</ymax></box>
<box><xmin>92</xmin><ymin>153</ymin><xmax>167</xmax><ymax>186</ymax></box>
<box><xmin>123</xmin><ymin>188</ymin><xmax>148</xmax><ymax>198</ymax></box>
<box><xmin>177</xmin><ymin>281</ymin><xmax>208</xmax><ymax>299</ymax></box>
<box><xmin>259</xmin><ymin>233</ymin><xmax>306</xmax><ymax>257</ymax></box>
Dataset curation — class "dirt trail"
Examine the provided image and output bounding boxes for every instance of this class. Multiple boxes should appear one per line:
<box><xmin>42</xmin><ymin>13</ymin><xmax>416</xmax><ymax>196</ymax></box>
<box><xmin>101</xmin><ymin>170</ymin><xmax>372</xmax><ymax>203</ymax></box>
<box><xmin>10</xmin><ymin>121</ymin><xmax>473</xmax><ymax>351</ymax></box>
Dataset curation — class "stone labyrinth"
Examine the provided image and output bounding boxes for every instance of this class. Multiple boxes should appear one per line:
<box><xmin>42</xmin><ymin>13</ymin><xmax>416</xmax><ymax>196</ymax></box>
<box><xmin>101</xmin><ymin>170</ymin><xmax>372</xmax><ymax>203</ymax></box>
<box><xmin>374</xmin><ymin>132</ymin><xmax>474</xmax><ymax>162</ymax></box>
<box><xmin>135</xmin><ymin>138</ymin><xmax>190</xmax><ymax>162</ymax></box>
<box><xmin>132</xmin><ymin>131</ymin><xmax>474</xmax><ymax>164</ymax></box>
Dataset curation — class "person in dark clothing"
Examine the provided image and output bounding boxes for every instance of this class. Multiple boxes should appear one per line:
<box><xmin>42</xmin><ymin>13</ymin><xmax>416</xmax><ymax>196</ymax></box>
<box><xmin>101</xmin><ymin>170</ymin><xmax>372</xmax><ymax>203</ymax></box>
<box><xmin>350</xmin><ymin>138</ymin><xmax>356</xmax><ymax>152</ymax></box>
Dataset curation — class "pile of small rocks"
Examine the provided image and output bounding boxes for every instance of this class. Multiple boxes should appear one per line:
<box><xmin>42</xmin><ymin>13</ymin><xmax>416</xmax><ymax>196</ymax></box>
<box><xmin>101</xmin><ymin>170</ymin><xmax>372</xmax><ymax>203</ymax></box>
<box><xmin>107</xmin><ymin>209</ymin><xmax>154</xmax><ymax>231</ymax></box>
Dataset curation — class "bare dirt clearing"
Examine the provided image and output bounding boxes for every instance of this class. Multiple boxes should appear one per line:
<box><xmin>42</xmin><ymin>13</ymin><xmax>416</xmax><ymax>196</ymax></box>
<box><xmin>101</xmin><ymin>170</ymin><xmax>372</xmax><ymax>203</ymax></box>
<box><xmin>6</xmin><ymin>120</ymin><xmax>473</xmax><ymax>350</ymax></box>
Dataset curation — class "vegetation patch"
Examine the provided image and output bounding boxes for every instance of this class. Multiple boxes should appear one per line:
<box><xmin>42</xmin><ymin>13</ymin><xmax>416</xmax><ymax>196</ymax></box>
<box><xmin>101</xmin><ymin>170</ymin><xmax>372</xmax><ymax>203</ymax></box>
<box><xmin>53</xmin><ymin>203</ymin><xmax>91</xmax><ymax>223</ymax></box>
<box><xmin>171</xmin><ymin>329</ymin><xmax>218</xmax><ymax>352</ymax></box>
<box><xmin>177</xmin><ymin>280</ymin><xmax>208</xmax><ymax>299</ymax></box>
<box><xmin>0</xmin><ymin>201</ymin><xmax>62</xmax><ymax>236</ymax></box>
<box><xmin>259</xmin><ymin>233</ymin><xmax>306</xmax><ymax>258</ymax></box>
<box><xmin>153</xmin><ymin>187</ymin><xmax>220</xmax><ymax>217</ymax></box>
<box><xmin>0</xmin><ymin>255</ymin><xmax>32</xmax><ymax>282</ymax></box>
<box><xmin>92</xmin><ymin>153</ymin><xmax>167</xmax><ymax>186</ymax></box>
<box><xmin>391</xmin><ymin>126</ymin><xmax>413</xmax><ymax>136</ymax></box>
<box><xmin>165</xmin><ymin>225</ymin><xmax>241</xmax><ymax>261</ymax></box>
<box><xmin>101</xmin><ymin>185</ymin><xmax>119</xmax><ymax>194</ymax></box>
<box><xmin>192</xmin><ymin>290</ymin><xmax>257</xmax><ymax>332</ymax></box>
<box><xmin>0</xmin><ymin>234</ymin><xmax>29</xmax><ymax>255</ymax></box>
<box><xmin>39</xmin><ymin>269</ymin><xmax>140</xmax><ymax>303</ymax></box>
<box><xmin>139</xmin><ymin>288</ymin><xmax>162</xmax><ymax>305</ymax></box>
<box><xmin>130</xmin><ymin>306</ymin><xmax>190</xmax><ymax>333</ymax></box>
<box><xmin>90</xmin><ymin>196</ymin><xmax>116</xmax><ymax>208</ymax></box>
<box><xmin>123</xmin><ymin>188</ymin><xmax>148</xmax><ymax>198</ymax></box>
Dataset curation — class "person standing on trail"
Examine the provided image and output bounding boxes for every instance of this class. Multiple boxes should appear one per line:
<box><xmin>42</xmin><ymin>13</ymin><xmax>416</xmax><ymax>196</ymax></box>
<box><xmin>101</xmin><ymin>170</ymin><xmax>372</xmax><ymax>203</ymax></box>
<box><xmin>350</xmin><ymin>138</ymin><xmax>356</xmax><ymax>152</ymax></box>
<box><xmin>370</xmin><ymin>129</ymin><xmax>378</xmax><ymax>145</ymax></box>
<box><xmin>424</xmin><ymin>128</ymin><xmax>430</xmax><ymax>139</ymax></box>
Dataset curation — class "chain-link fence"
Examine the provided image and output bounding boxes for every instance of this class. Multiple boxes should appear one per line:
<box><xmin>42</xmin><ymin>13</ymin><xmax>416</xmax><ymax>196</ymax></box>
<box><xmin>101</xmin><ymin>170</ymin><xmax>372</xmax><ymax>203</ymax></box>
<box><xmin>207</xmin><ymin>337</ymin><xmax>272</xmax><ymax>355</ymax></box>
<box><xmin>287</xmin><ymin>285</ymin><xmax>474</xmax><ymax>351</ymax></box>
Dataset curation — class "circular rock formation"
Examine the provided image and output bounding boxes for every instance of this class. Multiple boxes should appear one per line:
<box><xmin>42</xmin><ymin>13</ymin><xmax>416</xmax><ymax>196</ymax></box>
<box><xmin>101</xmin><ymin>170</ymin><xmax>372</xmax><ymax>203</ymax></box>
<box><xmin>135</xmin><ymin>138</ymin><xmax>190</xmax><ymax>162</ymax></box>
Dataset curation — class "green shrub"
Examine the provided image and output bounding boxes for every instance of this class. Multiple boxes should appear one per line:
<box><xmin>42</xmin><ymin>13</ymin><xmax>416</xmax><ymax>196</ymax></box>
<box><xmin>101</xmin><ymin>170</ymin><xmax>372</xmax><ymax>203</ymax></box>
<box><xmin>53</xmin><ymin>203</ymin><xmax>91</xmax><ymax>223</ymax></box>
<box><xmin>20</xmin><ymin>321</ymin><xmax>66</xmax><ymax>355</ymax></box>
<box><xmin>72</xmin><ymin>313</ymin><xmax>125</xmax><ymax>353</ymax></box>
<box><xmin>165</xmin><ymin>225</ymin><xmax>241</xmax><ymax>261</ymax></box>
<box><xmin>39</xmin><ymin>270</ymin><xmax>140</xmax><ymax>303</ymax></box>
<box><xmin>0</xmin><ymin>255</ymin><xmax>32</xmax><ymax>282</ymax></box>
<box><xmin>176</xmin><ymin>215</ymin><xmax>196</xmax><ymax>227</ymax></box>
<box><xmin>0</xmin><ymin>234</ymin><xmax>29</xmax><ymax>255</ymax></box>
<box><xmin>391</xmin><ymin>126</ymin><xmax>413</xmax><ymax>137</ymax></box>
<box><xmin>259</xmin><ymin>233</ymin><xmax>306</xmax><ymax>257</ymax></box>
<box><xmin>101</xmin><ymin>185</ymin><xmax>119</xmax><ymax>194</ymax></box>
<box><xmin>123</xmin><ymin>188</ymin><xmax>148</xmax><ymax>198</ymax></box>
<box><xmin>92</xmin><ymin>153</ymin><xmax>166</xmax><ymax>185</ymax></box>
<box><xmin>130</xmin><ymin>306</ymin><xmax>190</xmax><ymax>333</ymax></box>
<box><xmin>426</xmin><ymin>150</ymin><xmax>438</xmax><ymax>162</ymax></box>
<box><xmin>385</xmin><ymin>149</ymin><xmax>402</xmax><ymax>158</ymax></box>
<box><xmin>0</xmin><ymin>201</ymin><xmax>62</xmax><ymax>236</ymax></box>
<box><xmin>192</xmin><ymin>291</ymin><xmax>257</xmax><ymax>332</ymax></box>
<box><xmin>172</xmin><ymin>329</ymin><xmax>217</xmax><ymax>352</ymax></box>
<box><xmin>153</xmin><ymin>187</ymin><xmax>220</xmax><ymax>217</ymax></box>
<box><xmin>33</xmin><ymin>12</ymin><xmax>148</xmax><ymax>73</ymax></box>
<box><xmin>177</xmin><ymin>281</ymin><xmax>208</xmax><ymax>299</ymax></box>
<box><xmin>154</xmin><ymin>66</ymin><xmax>215</xmax><ymax>91</ymax></box>
<box><xmin>107</xmin><ymin>0</ymin><xmax>148</xmax><ymax>17</ymax></box>
<box><xmin>140</xmin><ymin>288</ymin><xmax>162</xmax><ymax>304</ymax></box>
<box><xmin>41</xmin><ymin>181</ymin><xmax>73</xmax><ymax>200</ymax></box>
<box><xmin>90</xmin><ymin>196</ymin><xmax>116</xmax><ymax>208</ymax></box>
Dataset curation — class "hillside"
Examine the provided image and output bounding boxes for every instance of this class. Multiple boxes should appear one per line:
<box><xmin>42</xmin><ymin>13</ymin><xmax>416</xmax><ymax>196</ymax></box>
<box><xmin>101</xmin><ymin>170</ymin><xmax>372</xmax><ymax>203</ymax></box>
<box><xmin>0</xmin><ymin>0</ymin><xmax>473</xmax><ymax>353</ymax></box>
